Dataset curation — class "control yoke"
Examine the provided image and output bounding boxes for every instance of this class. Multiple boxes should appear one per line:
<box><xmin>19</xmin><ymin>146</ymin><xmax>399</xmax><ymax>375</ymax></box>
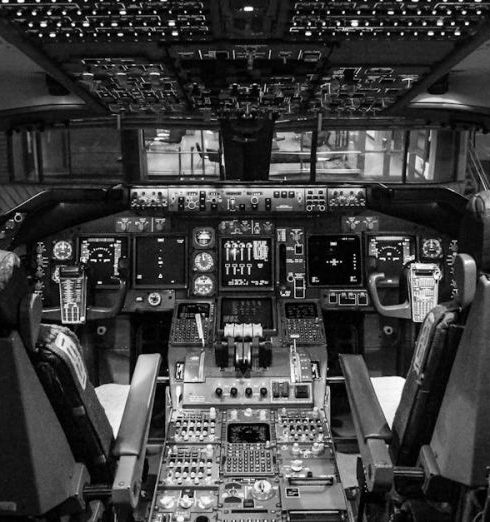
<box><xmin>42</xmin><ymin>258</ymin><xmax>129</xmax><ymax>324</ymax></box>
<box><xmin>368</xmin><ymin>263</ymin><xmax>441</xmax><ymax>323</ymax></box>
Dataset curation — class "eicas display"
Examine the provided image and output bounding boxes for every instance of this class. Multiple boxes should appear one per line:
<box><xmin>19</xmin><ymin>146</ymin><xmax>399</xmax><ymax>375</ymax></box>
<box><xmin>220</xmin><ymin>237</ymin><xmax>273</xmax><ymax>289</ymax></box>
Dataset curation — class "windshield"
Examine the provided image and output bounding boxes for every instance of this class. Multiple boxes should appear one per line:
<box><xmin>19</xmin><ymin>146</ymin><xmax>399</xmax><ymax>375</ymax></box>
<box><xmin>1</xmin><ymin>125</ymin><xmax>472</xmax><ymax>186</ymax></box>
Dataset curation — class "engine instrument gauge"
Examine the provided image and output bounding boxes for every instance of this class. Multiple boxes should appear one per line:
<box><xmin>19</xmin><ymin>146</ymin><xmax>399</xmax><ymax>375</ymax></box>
<box><xmin>193</xmin><ymin>251</ymin><xmax>215</xmax><ymax>272</ymax></box>
<box><xmin>193</xmin><ymin>227</ymin><xmax>215</xmax><ymax>248</ymax></box>
<box><xmin>193</xmin><ymin>274</ymin><xmax>215</xmax><ymax>296</ymax></box>
<box><xmin>422</xmin><ymin>238</ymin><xmax>443</xmax><ymax>259</ymax></box>
<box><xmin>52</xmin><ymin>240</ymin><xmax>73</xmax><ymax>261</ymax></box>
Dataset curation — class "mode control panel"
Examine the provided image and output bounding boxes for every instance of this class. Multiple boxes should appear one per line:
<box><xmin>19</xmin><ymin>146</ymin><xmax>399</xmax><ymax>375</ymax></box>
<box><xmin>129</xmin><ymin>185</ymin><xmax>367</xmax><ymax>213</ymax></box>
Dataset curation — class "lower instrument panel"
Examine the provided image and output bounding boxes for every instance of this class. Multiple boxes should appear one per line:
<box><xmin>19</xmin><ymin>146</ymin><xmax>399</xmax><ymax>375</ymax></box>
<box><xmin>149</xmin><ymin>408</ymin><xmax>349</xmax><ymax>522</ymax></box>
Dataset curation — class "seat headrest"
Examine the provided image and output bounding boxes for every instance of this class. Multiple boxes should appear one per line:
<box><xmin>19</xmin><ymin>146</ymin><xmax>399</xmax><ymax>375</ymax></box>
<box><xmin>453</xmin><ymin>253</ymin><xmax>477</xmax><ymax>309</ymax></box>
<box><xmin>0</xmin><ymin>250</ymin><xmax>29</xmax><ymax>327</ymax></box>
<box><xmin>459</xmin><ymin>191</ymin><xmax>490</xmax><ymax>271</ymax></box>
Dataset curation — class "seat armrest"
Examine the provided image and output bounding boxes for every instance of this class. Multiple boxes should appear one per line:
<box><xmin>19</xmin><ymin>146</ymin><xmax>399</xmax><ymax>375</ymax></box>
<box><xmin>112</xmin><ymin>353</ymin><xmax>161</xmax><ymax>514</ymax></box>
<box><xmin>340</xmin><ymin>354</ymin><xmax>394</xmax><ymax>492</ymax></box>
<box><xmin>114</xmin><ymin>353</ymin><xmax>161</xmax><ymax>457</ymax></box>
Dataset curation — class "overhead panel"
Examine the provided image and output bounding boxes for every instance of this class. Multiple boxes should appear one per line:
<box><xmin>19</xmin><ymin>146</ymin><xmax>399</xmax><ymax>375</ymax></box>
<box><xmin>0</xmin><ymin>0</ymin><xmax>489</xmax><ymax>122</ymax></box>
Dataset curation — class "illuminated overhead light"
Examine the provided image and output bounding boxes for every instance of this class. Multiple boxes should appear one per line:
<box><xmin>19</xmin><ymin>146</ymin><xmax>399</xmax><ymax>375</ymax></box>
<box><xmin>243</xmin><ymin>5</ymin><xmax>254</xmax><ymax>12</ymax></box>
<box><xmin>168</xmin><ymin>20</ymin><xmax>175</xmax><ymax>26</ymax></box>
<box><xmin>171</xmin><ymin>29</ymin><xmax>178</xmax><ymax>36</ymax></box>
<box><xmin>305</xmin><ymin>30</ymin><xmax>312</xmax><ymax>35</ymax></box>
<box><xmin>351</xmin><ymin>19</ymin><xmax>359</xmax><ymax>26</ymax></box>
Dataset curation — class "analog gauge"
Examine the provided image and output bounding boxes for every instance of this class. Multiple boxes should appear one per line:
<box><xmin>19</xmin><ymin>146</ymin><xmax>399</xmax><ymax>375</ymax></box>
<box><xmin>422</xmin><ymin>238</ymin><xmax>443</xmax><ymax>259</ymax></box>
<box><xmin>193</xmin><ymin>227</ymin><xmax>215</xmax><ymax>248</ymax></box>
<box><xmin>193</xmin><ymin>251</ymin><xmax>215</xmax><ymax>272</ymax></box>
<box><xmin>52</xmin><ymin>240</ymin><xmax>73</xmax><ymax>261</ymax></box>
<box><xmin>193</xmin><ymin>274</ymin><xmax>215</xmax><ymax>296</ymax></box>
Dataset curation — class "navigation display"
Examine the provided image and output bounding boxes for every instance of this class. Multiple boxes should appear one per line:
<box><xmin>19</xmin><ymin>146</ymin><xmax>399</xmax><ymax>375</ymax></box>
<box><xmin>220</xmin><ymin>297</ymin><xmax>274</xmax><ymax>329</ymax></box>
<box><xmin>79</xmin><ymin>236</ymin><xmax>128</xmax><ymax>287</ymax></box>
<box><xmin>367</xmin><ymin>235</ymin><xmax>416</xmax><ymax>281</ymax></box>
<box><xmin>220</xmin><ymin>237</ymin><xmax>273</xmax><ymax>289</ymax></box>
<box><xmin>308</xmin><ymin>235</ymin><xmax>362</xmax><ymax>286</ymax></box>
<box><xmin>134</xmin><ymin>236</ymin><xmax>186</xmax><ymax>287</ymax></box>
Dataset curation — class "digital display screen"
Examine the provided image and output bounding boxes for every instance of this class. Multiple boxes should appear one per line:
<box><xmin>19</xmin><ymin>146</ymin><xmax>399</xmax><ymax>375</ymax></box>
<box><xmin>134</xmin><ymin>236</ymin><xmax>186</xmax><ymax>287</ymax></box>
<box><xmin>177</xmin><ymin>302</ymin><xmax>210</xmax><ymax>319</ymax></box>
<box><xmin>227</xmin><ymin>423</ymin><xmax>270</xmax><ymax>444</ymax></box>
<box><xmin>79</xmin><ymin>236</ymin><xmax>128</xmax><ymax>287</ymax></box>
<box><xmin>285</xmin><ymin>302</ymin><xmax>318</xmax><ymax>319</ymax></box>
<box><xmin>367</xmin><ymin>235</ymin><xmax>416</xmax><ymax>281</ymax></box>
<box><xmin>220</xmin><ymin>237</ymin><xmax>273</xmax><ymax>289</ymax></box>
<box><xmin>308</xmin><ymin>235</ymin><xmax>362</xmax><ymax>286</ymax></box>
<box><xmin>220</xmin><ymin>298</ymin><xmax>274</xmax><ymax>329</ymax></box>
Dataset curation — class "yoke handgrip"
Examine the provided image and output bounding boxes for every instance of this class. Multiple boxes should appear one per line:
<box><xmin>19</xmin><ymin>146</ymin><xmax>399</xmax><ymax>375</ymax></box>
<box><xmin>368</xmin><ymin>272</ymin><xmax>411</xmax><ymax>319</ymax></box>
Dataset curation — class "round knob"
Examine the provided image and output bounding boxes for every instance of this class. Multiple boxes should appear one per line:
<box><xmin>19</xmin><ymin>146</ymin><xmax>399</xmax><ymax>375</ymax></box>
<box><xmin>215</xmin><ymin>387</ymin><xmax>223</xmax><ymax>398</ymax></box>
<box><xmin>147</xmin><ymin>292</ymin><xmax>162</xmax><ymax>307</ymax></box>
<box><xmin>260</xmin><ymin>387</ymin><xmax>268</xmax><ymax>397</ymax></box>
<box><xmin>158</xmin><ymin>495</ymin><xmax>175</xmax><ymax>509</ymax></box>
<box><xmin>230</xmin><ymin>387</ymin><xmax>238</xmax><ymax>397</ymax></box>
<box><xmin>198</xmin><ymin>495</ymin><xmax>214</xmax><ymax>509</ymax></box>
<box><xmin>291</xmin><ymin>459</ymin><xmax>303</xmax><ymax>472</ymax></box>
<box><xmin>179</xmin><ymin>495</ymin><xmax>193</xmax><ymax>509</ymax></box>
<box><xmin>245</xmin><ymin>387</ymin><xmax>253</xmax><ymax>397</ymax></box>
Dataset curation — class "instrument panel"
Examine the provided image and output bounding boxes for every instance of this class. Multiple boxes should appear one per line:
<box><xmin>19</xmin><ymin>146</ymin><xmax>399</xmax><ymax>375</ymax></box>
<box><xmin>29</xmin><ymin>185</ymin><xmax>459</xmax><ymax>312</ymax></box>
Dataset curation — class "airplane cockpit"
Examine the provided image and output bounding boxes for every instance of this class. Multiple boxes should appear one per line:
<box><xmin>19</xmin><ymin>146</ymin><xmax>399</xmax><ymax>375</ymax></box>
<box><xmin>2</xmin><ymin>3</ymin><xmax>490</xmax><ymax>522</ymax></box>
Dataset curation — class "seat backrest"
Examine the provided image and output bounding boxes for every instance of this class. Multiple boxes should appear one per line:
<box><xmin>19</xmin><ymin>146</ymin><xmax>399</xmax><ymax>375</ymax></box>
<box><xmin>390</xmin><ymin>253</ymin><xmax>477</xmax><ymax>466</ymax></box>
<box><xmin>0</xmin><ymin>249</ymin><xmax>116</xmax><ymax>484</ymax></box>
<box><xmin>33</xmin><ymin>323</ymin><xmax>116</xmax><ymax>483</ymax></box>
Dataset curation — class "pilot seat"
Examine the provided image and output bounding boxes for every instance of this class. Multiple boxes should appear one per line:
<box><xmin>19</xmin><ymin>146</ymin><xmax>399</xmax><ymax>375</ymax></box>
<box><xmin>340</xmin><ymin>191</ymin><xmax>490</xmax><ymax>521</ymax></box>
<box><xmin>0</xmin><ymin>249</ymin><xmax>161</xmax><ymax>521</ymax></box>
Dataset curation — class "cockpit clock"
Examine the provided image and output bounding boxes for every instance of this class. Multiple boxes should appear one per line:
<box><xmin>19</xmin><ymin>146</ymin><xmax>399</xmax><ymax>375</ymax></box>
<box><xmin>52</xmin><ymin>240</ymin><xmax>74</xmax><ymax>261</ymax></box>
<box><xmin>421</xmin><ymin>238</ymin><xmax>443</xmax><ymax>260</ymax></box>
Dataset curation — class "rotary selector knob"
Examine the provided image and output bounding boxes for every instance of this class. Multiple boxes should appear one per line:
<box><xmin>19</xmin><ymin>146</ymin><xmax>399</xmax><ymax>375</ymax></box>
<box><xmin>158</xmin><ymin>495</ymin><xmax>175</xmax><ymax>509</ymax></box>
<box><xmin>252</xmin><ymin>480</ymin><xmax>274</xmax><ymax>501</ymax></box>
<box><xmin>179</xmin><ymin>495</ymin><xmax>193</xmax><ymax>509</ymax></box>
<box><xmin>245</xmin><ymin>387</ymin><xmax>253</xmax><ymax>397</ymax></box>
<box><xmin>230</xmin><ymin>387</ymin><xmax>238</xmax><ymax>398</ymax></box>
<box><xmin>260</xmin><ymin>387</ymin><xmax>268</xmax><ymax>397</ymax></box>
<box><xmin>198</xmin><ymin>495</ymin><xmax>214</xmax><ymax>509</ymax></box>
<box><xmin>291</xmin><ymin>459</ymin><xmax>303</xmax><ymax>472</ymax></box>
<box><xmin>215</xmin><ymin>387</ymin><xmax>223</xmax><ymax>397</ymax></box>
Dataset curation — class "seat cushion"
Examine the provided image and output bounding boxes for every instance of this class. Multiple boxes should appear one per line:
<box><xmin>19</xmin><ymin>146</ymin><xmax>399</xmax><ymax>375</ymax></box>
<box><xmin>371</xmin><ymin>376</ymin><xmax>406</xmax><ymax>428</ymax></box>
<box><xmin>95</xmin><ymin>383</ymin><xmax>131</xmax><ymax>437</ymax></box>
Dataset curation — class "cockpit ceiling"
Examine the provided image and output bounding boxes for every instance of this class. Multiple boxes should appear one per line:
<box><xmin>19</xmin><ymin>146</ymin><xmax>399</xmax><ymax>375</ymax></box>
<box><xmin>0</xmin><ymin>1</ymin><xmax>490</xmax><ymax>122</ymax></box>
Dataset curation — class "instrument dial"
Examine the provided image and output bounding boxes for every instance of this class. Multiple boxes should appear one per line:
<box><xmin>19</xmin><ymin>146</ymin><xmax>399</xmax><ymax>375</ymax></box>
<box><xmin>193</xmin><ymin>274</ymin><xmax>215</xmax><ymax>296</ymax></box>
<box><xmin>193</xmin><ymin>251</ymin><xmax>215</xmax><ymax>272</ymax></box>
<box><xmin>52</xmin><ymin>240</ymin><xmax>73</xmax><ymax>261</ymax></box>
<box><xmin>193</xmin><ymin>227</ymin><xmax>215</xmax><ymax>248</ymax></box>
<box><xmin>422</xmin><ymin>238</ymin><xmax>443</xmax><ymax>259</ymax></box>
